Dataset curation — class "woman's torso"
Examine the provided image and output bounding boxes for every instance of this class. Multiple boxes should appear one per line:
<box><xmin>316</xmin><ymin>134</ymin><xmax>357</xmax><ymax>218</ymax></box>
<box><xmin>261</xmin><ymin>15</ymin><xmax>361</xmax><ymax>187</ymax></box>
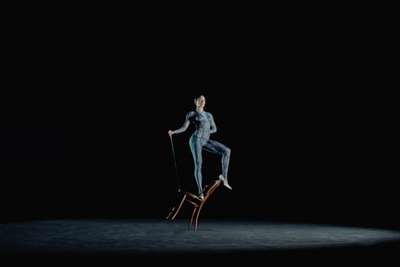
<box><xmin>190</xmin><ymin>111</ymin><xmax>212</xmax><ymax>141</ymax></box>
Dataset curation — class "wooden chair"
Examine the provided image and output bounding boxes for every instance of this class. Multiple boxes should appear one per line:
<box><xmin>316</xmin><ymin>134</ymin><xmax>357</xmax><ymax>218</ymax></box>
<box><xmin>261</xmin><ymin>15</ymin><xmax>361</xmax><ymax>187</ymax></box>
<box><xmin>166</xmin><ymin>180</ymin><xmax>222</xmax><ymax>231</ymax></box>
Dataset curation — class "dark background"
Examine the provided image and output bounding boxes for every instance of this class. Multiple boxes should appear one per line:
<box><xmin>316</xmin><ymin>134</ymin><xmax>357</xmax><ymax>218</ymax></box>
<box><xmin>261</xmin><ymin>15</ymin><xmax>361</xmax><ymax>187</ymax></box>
<box><xmin>0</xmin><ymin>88</ymin><xmax>397</xmax><ymax>231</ymax></box>
<box><xmin>1</xmin><ymin>8</ymin><xmax>397</xmax><ymax>231</ymax></box>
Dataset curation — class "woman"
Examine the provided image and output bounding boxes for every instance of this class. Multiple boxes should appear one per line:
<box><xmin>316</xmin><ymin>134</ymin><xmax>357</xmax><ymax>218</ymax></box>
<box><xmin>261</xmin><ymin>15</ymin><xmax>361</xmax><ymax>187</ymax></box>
<box><xmin>168</xmin><ymin>95</ymin><xmax>232</xmax><ymax>200</ymax></box>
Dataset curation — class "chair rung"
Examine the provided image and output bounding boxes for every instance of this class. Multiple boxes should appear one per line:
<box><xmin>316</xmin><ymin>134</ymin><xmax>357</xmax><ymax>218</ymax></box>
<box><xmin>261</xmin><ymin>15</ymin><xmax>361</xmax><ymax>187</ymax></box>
<box><xmin>185</xmin><ymin>200</ymin><xmax>199</xmax><ymax>207</ymax></box>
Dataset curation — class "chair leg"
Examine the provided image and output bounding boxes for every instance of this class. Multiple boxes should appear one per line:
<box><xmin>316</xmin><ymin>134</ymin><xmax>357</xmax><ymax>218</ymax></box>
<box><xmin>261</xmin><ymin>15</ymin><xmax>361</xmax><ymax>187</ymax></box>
<box><xmin>189</xmin><ymin>207</ymin><xmax>197</xmax><ymax>230</ymax></box>
<box><xmin>170</xmin><ymin>194</ymin><xmax>187</xmax><ymax>220</ymax></box>
<box><xmin>195</xmin><ymin>203</ymin><xmax>205</xmax><ymax>231</ymax></box>
<box><xmin>166</xmin><ymin>207</ymin><xmax>175</xmax><ymax>220</ymax></box>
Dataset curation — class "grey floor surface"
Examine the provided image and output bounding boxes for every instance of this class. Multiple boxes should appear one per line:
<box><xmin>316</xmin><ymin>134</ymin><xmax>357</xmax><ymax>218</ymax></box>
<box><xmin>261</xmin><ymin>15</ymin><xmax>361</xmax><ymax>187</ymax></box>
<box><xmin>1</xmin><ymin>219</ymin><xmax>399</xmax><ymax>261</ymax></box>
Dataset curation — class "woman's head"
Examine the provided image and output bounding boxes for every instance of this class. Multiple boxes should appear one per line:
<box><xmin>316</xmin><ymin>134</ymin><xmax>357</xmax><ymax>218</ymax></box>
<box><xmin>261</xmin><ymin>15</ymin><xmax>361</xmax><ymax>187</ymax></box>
<box><xmin>194</xmin><ymin>95</ymin><xmax>206</xmax><ymax>109</ymax></box>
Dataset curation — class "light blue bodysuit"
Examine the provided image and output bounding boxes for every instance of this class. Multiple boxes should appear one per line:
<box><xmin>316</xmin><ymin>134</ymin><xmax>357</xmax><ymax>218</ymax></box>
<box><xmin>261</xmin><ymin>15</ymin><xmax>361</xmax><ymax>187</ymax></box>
<box><xmin>173</xmin><ymin>111</ymin><xmax>231</xmax><ymax>195</ymax></box>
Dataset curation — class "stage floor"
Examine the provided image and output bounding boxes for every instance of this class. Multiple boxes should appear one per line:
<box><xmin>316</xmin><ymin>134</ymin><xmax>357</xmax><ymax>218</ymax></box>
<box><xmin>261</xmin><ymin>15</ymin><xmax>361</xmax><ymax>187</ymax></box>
<box><xmin>1</xmin><ymin>219</ymin><xmax>399</xmax><ymax>260</ymax></box>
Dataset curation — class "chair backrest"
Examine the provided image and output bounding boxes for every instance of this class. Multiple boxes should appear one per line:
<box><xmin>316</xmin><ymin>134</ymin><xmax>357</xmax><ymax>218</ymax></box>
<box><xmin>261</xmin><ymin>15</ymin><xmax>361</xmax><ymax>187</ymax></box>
<box><xmin>203</xmin><ymin>180</ymin><xmax>222</xmax><ymax>201</ymax></box>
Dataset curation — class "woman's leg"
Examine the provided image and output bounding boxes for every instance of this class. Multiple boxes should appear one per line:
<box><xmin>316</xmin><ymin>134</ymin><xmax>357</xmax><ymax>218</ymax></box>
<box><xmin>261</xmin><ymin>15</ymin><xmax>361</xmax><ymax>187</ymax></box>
<box><xmin>203</xmin><ymin>140</ymin><xmax>231</xmax><ymax>181</ymax></box>
<box><xmin>189</xmin><ymin>138</ymin><xmax>205</xmax><ymax>195</ymax></box>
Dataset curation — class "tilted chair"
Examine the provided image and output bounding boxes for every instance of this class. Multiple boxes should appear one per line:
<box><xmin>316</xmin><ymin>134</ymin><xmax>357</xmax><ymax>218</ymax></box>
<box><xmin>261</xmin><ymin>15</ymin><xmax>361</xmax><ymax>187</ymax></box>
<box><xmin>166</xmin><ymin>180</ymin><xmax>222</xmax><ymax>231</ymax></box>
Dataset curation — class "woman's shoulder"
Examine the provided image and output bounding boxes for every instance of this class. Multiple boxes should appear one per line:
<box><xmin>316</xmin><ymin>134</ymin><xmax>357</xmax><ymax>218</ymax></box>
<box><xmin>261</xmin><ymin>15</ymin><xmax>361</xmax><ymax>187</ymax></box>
<box><xmin>186</xmin><ymin>111</ymin><xmax>197</xmax><ymax>117</ymax></box>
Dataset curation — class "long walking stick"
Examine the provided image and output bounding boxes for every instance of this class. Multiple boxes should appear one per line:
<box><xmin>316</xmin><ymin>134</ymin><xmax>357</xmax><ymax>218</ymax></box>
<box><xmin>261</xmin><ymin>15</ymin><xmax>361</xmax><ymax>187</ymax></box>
<box><xmin>170</xmin><ymin>136</ymin><xmax>181</xmax><ymax>192</ymax></box>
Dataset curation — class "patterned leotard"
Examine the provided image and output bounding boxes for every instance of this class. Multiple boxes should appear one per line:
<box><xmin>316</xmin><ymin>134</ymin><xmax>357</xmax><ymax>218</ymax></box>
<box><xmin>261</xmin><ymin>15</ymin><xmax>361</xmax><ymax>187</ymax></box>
<box><xmin>173</xmin><ymin>111</ymin><xmax>231</xmax><ymax>195</ymax></box>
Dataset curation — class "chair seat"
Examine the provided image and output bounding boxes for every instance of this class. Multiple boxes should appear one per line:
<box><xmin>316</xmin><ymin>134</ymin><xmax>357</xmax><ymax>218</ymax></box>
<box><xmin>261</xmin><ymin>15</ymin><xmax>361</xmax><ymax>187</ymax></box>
<box><xmin>182</xmin><ymin>191</ymin><xmax>202</xmax><ymax>201</ymax></box>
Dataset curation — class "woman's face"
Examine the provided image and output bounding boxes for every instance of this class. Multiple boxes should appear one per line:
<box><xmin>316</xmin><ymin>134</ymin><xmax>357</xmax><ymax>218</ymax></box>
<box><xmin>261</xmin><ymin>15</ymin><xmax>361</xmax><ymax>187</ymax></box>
<box><xmin>195</xmin><ymin>96</ymin><xmax>206</xmax><ymax>109</ymax></box>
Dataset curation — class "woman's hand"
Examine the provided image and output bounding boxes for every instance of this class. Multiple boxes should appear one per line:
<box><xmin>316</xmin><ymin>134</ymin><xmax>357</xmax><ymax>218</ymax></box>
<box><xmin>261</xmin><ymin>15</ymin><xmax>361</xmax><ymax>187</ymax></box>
<box><xmin>168</xmin><ymin>130</ymin><xmax>174</xmax><ymax>137</ymax></box>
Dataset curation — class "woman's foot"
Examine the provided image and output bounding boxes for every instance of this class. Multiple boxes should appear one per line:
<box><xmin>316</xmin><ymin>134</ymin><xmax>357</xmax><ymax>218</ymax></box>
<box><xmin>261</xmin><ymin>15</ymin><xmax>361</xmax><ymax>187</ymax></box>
<box><xmin>198</xmin><ymin>194</ymin><xmax>204</xmax><ymax>200</ymax></box>
<box><xmin>219</xmin><ymin>175</ymin><xmax>232</xmax><ymax>190</ymax></box>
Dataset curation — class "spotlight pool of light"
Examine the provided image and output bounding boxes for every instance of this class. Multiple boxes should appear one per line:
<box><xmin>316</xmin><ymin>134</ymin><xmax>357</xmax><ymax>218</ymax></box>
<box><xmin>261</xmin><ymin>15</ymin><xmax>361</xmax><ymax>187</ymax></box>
<box><xmin>0</xmin><ymin>219</ymin><xmax>399</xmax><ymax>259</ymax></box>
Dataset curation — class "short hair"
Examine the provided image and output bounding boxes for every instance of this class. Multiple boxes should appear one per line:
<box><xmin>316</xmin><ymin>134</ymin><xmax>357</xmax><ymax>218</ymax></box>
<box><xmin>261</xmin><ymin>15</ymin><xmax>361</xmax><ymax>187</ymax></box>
<box><xmin>194</xmin><ymin>95</ymin><xmax>205</xmax><ymax>102</ymax></box>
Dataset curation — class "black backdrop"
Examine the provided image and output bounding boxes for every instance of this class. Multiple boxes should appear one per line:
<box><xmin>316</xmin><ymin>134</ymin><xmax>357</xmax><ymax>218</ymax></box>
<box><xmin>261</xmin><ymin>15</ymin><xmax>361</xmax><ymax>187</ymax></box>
<box><xmin>1</xmin><ymin>14</ymin><xmax>396</xmax><ymax>229</ymax></box>
<box><xmin>1</xmin><ymin>88</ymin><xmax>397</xmax><ymax>231</ymax></box>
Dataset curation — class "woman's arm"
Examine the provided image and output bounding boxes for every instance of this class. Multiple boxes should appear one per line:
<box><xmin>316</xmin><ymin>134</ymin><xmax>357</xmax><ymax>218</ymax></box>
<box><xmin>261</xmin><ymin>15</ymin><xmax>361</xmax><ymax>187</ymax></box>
<box><xmin>209</xmin><ymin>113</ymin><xmax>217</xmax><ymax>134</ymax></box>
<box><xmin>168</xmin><ymin>112</ymin><xmax>194</xmax><ymax>136</ymax></box>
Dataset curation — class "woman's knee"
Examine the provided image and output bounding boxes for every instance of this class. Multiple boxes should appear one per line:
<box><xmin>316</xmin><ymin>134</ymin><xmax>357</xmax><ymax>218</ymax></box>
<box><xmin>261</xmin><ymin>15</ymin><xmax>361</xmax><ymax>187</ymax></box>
<box><xmin>225</xmin><ymin>147</ymin><xmax>231</xmax><ymax>156</ymax></box>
